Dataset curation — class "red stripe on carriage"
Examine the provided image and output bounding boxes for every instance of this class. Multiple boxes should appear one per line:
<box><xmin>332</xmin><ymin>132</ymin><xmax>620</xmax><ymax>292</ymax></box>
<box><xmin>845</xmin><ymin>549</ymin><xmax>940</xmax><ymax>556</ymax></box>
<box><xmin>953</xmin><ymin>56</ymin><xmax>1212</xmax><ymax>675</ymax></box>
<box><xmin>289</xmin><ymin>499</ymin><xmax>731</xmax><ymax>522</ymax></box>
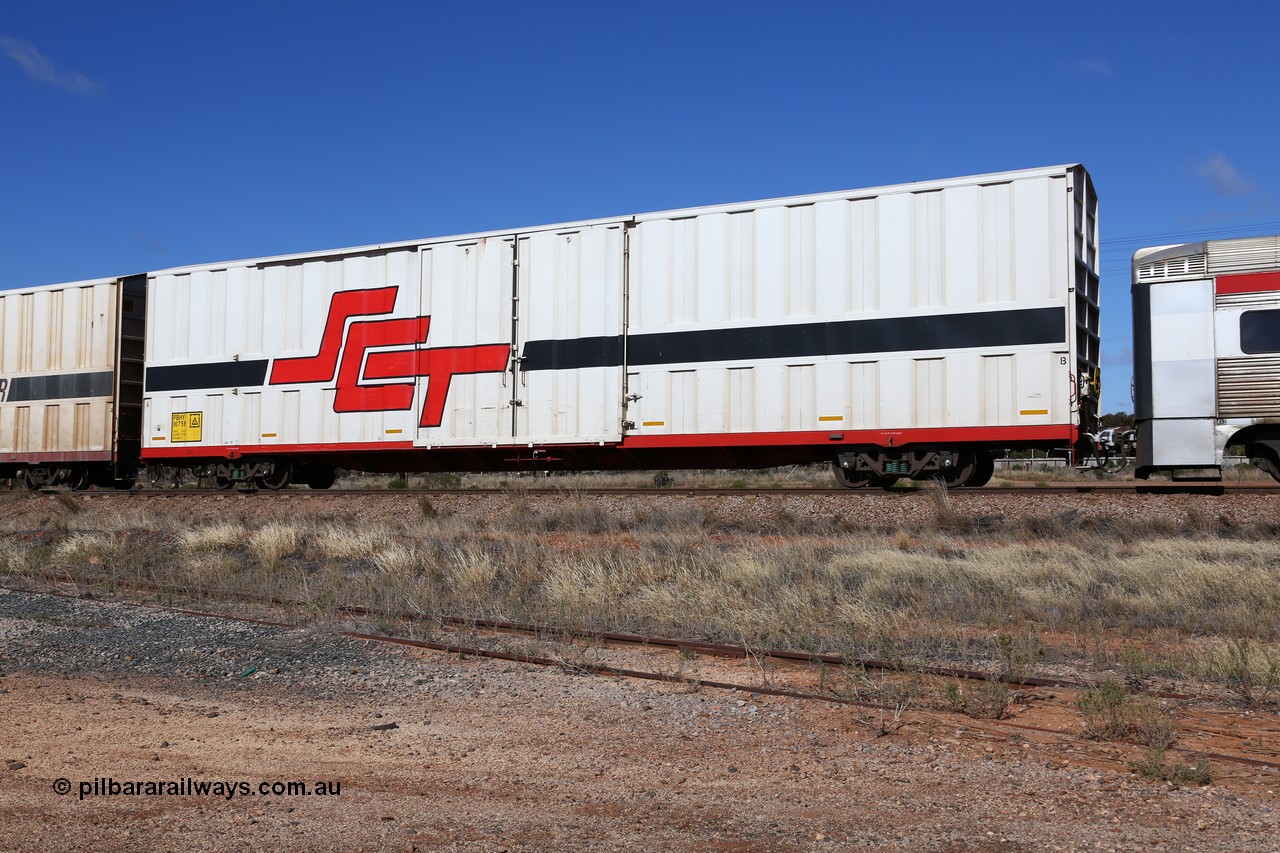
<box><xmin>1216</xmin><ymin>271</ymin><xmax>1280</xmax><ymax>295</ymax></box>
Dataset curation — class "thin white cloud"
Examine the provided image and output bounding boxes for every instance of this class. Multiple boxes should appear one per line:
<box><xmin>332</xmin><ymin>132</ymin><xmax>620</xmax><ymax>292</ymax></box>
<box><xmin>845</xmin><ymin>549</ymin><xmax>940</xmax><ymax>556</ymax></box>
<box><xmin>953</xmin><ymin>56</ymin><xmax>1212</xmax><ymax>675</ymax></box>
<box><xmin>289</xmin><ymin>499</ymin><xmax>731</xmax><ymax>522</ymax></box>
<box><xmin>0</xmin><ymin>36</ymin><xmax>102</xmax><ymax>95</ymax></box>
<box><xmin>133</xmin><ymin>233</ymin><xmax>169</xmax><ymax>256</ymax></box>
<box><xmin>1065</xmin><ymin>58</ymin><xmax>1111</xmax><ymax>77</ymax></box>
<box><xmin>1103</xmin><ymin>345</ymin><xmax>1133</xmax><ymax>368</ymax></box>
<box><xmin>1194</xmin><ymin>153</ymin><xmax>1258</xmax><ymax>197</ymax></box>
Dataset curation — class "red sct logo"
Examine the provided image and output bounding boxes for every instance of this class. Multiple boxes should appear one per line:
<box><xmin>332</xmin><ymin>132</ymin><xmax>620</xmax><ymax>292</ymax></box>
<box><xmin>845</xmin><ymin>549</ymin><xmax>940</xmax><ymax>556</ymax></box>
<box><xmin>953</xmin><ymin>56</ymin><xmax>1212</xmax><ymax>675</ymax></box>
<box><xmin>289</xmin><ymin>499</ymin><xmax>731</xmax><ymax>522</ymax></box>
<box><xmin>267</xmin><ymin>286</ymin><xmax>510</xmax><ymax>428</ymax></box>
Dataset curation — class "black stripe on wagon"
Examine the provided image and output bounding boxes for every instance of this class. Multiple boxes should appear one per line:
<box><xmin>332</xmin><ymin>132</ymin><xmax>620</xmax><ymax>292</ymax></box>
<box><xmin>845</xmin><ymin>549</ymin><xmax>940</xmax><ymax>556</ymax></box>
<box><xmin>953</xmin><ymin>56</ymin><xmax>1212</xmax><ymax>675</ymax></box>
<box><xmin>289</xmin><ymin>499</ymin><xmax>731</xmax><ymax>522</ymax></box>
<box><xmin>2</xmin><ymin>370</ymin><xmax>116</xmax><ymax>402</ymax></box>
<box><xmin>521</xmin><ymin>306</ymin><xmax>1066</xmax><ymax>370</ymax></box>
<box><xmin>145</xmin><ymin>360</ymin><xmax>270</xmax><ymax>392</ymax></box>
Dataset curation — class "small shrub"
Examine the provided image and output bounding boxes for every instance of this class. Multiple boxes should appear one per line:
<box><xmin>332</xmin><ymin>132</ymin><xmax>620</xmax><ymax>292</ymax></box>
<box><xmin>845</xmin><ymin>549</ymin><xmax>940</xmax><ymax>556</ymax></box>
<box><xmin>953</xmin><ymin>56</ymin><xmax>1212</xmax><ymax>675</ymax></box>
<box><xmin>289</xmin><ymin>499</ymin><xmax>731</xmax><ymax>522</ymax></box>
<box><xmin>1209</xmin><ymin>638</ymin><xmax>1280</xmax><ymax>708</ymax></box>
<box><xmin>998</xmin><ymin>630</ymin><xmax>1044</xmax><ymax>681</ymax></box>
<box><xmin>1119</xmin><ymin>642</ymin><xmax>1153</xmax><ymax>674</ymax></box>
<box><xmin>941</xmin><ymin>681</ymin><xmax>965</xmax><ymax>712</ymax></box>
<box><xmin>426</xmin><ymin>472</ymin><xmax>462</xmax><ymax>489</ymax></box>
<box><xmin>1166</xmin><ymin>756</ymin><xmax>1213</xmax><ymax>786</ymax></box>
<box><xmin>652</xmin><ymin>471</ymin><xmax>675</xmax><ymax>489</ymax></box>
<box><xmin>1131</xmin><ymin>746</ymin><xmax>1211</xmax><ymax>786</ymax></box>
<box><xmin>1132</xmin><ymin>699</ymin><xmax>1179</xmax><ymax>750</ymax></box>
<box><xmin>1076</xmin><ymin>678</ymin><xmax>1183</xmax><ymax>749</ymax></box>
<box><xmin>388</xmin><ymin>476</ymin><xmax>409</xmax><ymax>490</ymax></box>
<box><xmin>943</xmin><ymin>676</ymin><xmax>1012</xmax><ymax>720</ymax></box>
<box><xmin>851</xmin><ymin>673</ymin><xmax>916</xmax><ymax>736</ymax></box>
<box><xmin>1077</xmin><ymin>678</ymin><xmax>1134</xmax><ymax>740</ymax></box>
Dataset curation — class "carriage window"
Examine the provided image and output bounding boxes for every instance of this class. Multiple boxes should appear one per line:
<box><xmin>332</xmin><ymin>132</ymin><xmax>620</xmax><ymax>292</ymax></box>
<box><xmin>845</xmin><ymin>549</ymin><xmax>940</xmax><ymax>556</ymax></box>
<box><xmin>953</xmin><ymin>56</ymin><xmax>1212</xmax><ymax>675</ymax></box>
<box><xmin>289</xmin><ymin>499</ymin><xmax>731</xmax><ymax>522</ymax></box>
<box><xmin>1241</xmin><ymin>309</ymin><xmax>1280</xmax><ymax>354</ymax></box>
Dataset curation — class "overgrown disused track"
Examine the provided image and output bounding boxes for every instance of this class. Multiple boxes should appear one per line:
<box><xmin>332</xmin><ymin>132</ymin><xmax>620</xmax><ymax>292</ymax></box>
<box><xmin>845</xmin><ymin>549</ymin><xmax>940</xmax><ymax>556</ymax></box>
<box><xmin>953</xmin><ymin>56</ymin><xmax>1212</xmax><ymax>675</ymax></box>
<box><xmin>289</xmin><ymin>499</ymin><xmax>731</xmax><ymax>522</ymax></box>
<box><xmin>6</xmin><ymin>580</ymin><xmax>1279</xmax><ymax>791</ymax></box>
<box><xmin>7</xmin><ymin>570</ymin><xmax>1079</xmax><ymax>689</ymax></box>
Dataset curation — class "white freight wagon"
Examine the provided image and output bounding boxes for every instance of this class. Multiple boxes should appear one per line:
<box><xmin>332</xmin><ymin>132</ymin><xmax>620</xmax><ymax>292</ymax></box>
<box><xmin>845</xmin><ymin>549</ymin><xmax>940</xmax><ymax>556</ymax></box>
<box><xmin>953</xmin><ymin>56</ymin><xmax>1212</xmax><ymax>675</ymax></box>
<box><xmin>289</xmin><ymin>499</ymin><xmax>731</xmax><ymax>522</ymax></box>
<box><xmin>0</xmin><ymin>275</ymin><xmax>145</xmax><ymax>488</ymax></box>
<box><xmin>141</xmin><ymin>163</ymin><xmax>1100</xmax><ymax>488</ymax></box>
<box><xmin>1133</xmin><ymin>235</ymin><xmax>1280</xmax><ymax>481</ymax></box>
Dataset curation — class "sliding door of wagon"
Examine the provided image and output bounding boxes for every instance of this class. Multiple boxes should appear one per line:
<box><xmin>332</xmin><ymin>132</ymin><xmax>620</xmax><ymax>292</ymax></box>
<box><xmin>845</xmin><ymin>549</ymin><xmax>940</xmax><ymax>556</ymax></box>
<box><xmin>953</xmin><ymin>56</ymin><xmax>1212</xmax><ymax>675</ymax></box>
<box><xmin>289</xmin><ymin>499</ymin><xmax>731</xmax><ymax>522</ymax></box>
<box><xmin>514</xmin><ymin>224</ymin><xmax>626</xmax><ymax>444</ymax></box>
<box><xmin>412</xmin><ymin>236</ymin><xmax>517</xmax><ymax>447</ymax></box>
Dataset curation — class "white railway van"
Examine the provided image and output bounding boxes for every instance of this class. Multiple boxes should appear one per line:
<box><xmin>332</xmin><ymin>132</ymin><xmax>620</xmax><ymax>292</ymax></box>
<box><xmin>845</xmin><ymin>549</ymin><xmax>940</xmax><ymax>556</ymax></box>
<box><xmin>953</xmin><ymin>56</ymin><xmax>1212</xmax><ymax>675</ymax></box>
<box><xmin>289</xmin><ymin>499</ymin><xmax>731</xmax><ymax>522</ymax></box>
<box><xmin>135</xmin><ymin>163</ymin><xmax>1100</xmax><ymax>488</ymax></box>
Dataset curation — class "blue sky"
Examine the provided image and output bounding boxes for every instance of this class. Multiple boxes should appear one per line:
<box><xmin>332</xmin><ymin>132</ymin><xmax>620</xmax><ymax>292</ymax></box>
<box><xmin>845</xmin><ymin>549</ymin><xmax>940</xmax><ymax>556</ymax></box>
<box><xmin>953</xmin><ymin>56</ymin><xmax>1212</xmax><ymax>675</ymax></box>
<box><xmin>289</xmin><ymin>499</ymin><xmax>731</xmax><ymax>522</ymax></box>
<box><xmin>3</xmin><ymin>1</ymin><xmax>1278</xmax><ymax>415</ymax></box>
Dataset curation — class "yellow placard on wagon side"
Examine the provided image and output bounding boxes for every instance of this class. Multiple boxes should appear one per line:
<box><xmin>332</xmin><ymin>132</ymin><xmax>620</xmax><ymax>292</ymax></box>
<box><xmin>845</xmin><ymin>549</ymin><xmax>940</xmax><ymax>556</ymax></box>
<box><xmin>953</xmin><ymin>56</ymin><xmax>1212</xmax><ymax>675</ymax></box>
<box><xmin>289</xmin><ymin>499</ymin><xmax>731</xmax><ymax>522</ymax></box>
<box><xmin>171</xmin><ymin>411</ymin><xmax>203</xmax><ymax>443</ymax></box>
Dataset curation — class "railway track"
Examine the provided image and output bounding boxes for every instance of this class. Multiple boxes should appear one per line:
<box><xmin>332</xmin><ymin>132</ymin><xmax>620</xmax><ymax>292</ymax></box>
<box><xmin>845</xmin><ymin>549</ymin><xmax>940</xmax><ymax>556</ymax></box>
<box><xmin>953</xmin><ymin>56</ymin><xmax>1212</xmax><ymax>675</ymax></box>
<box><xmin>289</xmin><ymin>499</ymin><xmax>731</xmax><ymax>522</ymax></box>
<box><xmin>7</xmin><ymin>482</ymin><xmax>1280</xmax><ymax>498</ymax></box>
<box><xmin>7</xmin><ymin>579</ymin><xmax>1279</xmax><ymax>789</ymax></box>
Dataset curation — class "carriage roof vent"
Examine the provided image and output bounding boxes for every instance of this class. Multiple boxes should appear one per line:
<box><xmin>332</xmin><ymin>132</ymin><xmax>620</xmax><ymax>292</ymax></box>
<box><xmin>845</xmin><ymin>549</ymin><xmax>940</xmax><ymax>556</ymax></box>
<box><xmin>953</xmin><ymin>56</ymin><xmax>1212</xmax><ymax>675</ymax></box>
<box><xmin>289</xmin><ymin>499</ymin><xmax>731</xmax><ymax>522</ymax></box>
<box><xmin>1134</xmin><ymin>252</ymin><xmax>1207</xmax><ymax>282</ymax></box>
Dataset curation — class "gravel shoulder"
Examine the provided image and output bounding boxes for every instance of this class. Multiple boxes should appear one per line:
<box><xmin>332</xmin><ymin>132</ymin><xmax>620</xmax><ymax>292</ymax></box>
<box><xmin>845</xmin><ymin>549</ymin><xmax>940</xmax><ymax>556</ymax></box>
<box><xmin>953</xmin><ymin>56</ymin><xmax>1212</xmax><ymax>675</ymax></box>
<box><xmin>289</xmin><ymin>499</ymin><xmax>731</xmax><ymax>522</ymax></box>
<box><xmin>1</xmin><ymin>589</ymin><xmax>1277</xmax><ymax>852</ymax></box>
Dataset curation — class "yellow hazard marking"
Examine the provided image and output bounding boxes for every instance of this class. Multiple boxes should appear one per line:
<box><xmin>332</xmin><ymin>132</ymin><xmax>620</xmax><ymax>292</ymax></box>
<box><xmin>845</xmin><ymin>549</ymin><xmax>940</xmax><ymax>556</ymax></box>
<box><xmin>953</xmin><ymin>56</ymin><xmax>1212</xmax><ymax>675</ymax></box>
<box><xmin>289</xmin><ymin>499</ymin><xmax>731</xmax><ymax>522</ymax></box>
<box><xmin>385</xmin><ymin>428</ymin><xmax>403</xmax><ymax>435</ymax></box>
<box><xmin>1019</xmin><ymin>409</ymin><xmax>1049</xmax><ymax>416</ymax></box>
<box><xmin>260</xmin><ymin>433</ymin><xmax>277</xmax><ymax>438</ymax></box>
<box><xmin>642</xmin><ymin>421</ymin><xmax>665</xmax><ymax>427</ymax></box>
<box><xmin>818</xmin><ymin>415</ymin><xmax>844</xmax><ymax>422</ymax></box>
<box><xmin>171</xmin><ymin>411</ymin><xmax>203</xmax><ymax>443</ymax></box>
<box><xmin>153</xmin><ymin>436</ymin><xmax>166</xmax><ymax>442</ymax></box>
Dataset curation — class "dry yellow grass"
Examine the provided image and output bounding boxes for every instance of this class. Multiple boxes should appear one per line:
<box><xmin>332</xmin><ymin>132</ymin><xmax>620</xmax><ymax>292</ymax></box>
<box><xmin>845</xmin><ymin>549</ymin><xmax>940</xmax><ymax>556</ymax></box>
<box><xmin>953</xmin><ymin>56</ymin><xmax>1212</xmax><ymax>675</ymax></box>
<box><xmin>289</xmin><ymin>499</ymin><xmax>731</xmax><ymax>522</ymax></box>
<box><xmin>178</xmin><ymin>522</ymin><xmax>246</xmax><ymax>553</ymax></box>
<box><xmin>4</xmin><ymin>493</ymin><xmax>1280</xmax><ymax>693</ymax></box>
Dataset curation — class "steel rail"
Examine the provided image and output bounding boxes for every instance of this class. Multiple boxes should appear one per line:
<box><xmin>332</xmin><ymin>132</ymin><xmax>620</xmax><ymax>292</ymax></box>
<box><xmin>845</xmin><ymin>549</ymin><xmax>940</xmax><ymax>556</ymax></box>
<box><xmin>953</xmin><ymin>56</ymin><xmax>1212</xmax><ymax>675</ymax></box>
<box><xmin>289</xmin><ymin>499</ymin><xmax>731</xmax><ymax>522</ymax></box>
<box><xmin>7</xmin><ymin>483</ymin><xmax>1280</xmax><ymax>498</ymax></box>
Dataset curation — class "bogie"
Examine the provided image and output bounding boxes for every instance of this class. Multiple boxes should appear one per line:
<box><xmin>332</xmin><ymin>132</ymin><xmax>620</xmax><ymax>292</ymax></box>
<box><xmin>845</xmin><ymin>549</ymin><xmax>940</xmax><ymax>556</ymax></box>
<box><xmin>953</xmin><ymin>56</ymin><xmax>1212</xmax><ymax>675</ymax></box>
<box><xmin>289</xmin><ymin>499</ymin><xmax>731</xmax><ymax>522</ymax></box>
<box><xmin>833</xmin><ymin>447</ymin><xmax>995</xmax><ymax>489</ymax></box>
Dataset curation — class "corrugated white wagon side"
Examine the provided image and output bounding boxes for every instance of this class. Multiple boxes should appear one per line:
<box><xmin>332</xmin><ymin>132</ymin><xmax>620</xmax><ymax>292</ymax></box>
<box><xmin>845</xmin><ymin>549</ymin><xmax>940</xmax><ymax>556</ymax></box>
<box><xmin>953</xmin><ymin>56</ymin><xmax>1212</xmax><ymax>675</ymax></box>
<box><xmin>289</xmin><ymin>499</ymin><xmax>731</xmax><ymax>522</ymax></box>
<box><xmin>141</xmin><ymin>218</ymin><xmax>629</xmax><ymax>486</ymax></box>
<box><xmin>140</xmin><ymin>163</ymin><xmax>1098</xmax><ymax>488</ymax></box>
<box><xmin>0</xmin><ymin>275</ymin><xmax>144</xmax><ymax>488</ymax></box>
<box><xmin>615</xmin><ymin>164</ymin><xmax>1099</xmax><ymax>485</ymax></box>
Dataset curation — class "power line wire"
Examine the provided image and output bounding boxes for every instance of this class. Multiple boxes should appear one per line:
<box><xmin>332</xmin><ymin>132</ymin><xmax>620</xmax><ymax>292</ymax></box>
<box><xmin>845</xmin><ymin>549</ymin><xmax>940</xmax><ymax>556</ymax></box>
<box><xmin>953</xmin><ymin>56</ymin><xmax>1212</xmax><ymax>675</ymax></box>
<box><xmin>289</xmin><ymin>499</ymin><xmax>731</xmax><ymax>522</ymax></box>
<box><xmin>1101</xmin><ymin>220</ymin><xmax>1280</xmax><ymax>248</ymax></box>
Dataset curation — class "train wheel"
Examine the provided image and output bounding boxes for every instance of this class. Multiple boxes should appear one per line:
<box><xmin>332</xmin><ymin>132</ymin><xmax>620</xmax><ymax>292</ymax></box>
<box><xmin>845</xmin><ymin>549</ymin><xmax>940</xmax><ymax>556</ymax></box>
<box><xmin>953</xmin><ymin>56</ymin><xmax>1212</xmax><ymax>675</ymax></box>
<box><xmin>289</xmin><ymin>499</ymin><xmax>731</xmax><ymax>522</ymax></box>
<box><xmin>257</xmin><ymin>462</ymin><xmax>291</xmax><ymax>490</ymax></box>
<box><xmin>1249</xmin><ymin>445</ymin><xmax>1280</xmax><ymax>484</ymax></box>
<box><xmin>832</xmin><ymin>462</ymin><xmax>874</xmax><ymax>488</ymax></box>
<box><xmin>965</xmin><ymin>450</ymin><xmax>995</xmax><ymax>488</ymax></box>
<box><xmin>940</xmin><ymin>450</ymin><xmax>979</xmax><ymax>486</ymax></box>
<box><xmin>213</xmin><ymin>474</ymin><xmax>234</xmax><ymax>490</ymax></box>
<box><xmin>148</xmin><ymin>465</ymin><xmax>181</xmax><ymax>488</ymax></box>
<box><xmin>68</xmin><ymin>467</ymin><xmax>92</xmax><ymax>491</ymax></box>
<box><xmin>304</xmin><ymin>467</ymin><xmax>337</xmax><ymax>490</ymax></box>
<box><xmin>832</xmin><ymin>462</ymin><xmax>898</xmax><ymax>490</ymax></box>
<box><xmin>19</xmin><ymin>470</ymin><xmax>41</xmax><ymax>491</ymax></box>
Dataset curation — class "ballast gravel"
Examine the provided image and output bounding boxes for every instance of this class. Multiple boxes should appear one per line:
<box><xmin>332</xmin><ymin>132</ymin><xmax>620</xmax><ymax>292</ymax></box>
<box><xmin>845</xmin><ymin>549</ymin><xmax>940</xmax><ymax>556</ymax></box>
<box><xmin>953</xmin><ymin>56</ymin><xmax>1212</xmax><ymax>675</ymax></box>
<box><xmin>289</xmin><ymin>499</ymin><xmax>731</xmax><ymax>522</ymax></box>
<box><xmin>0</xmin><ymin>588</ymin><xmax>1276</xmax><ymax>852</ymax></box>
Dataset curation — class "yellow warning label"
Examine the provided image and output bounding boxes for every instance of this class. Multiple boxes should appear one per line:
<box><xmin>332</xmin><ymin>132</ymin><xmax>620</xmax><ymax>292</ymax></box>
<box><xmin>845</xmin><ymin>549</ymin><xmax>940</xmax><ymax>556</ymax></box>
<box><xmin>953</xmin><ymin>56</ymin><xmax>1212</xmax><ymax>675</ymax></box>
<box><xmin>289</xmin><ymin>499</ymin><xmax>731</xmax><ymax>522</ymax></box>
<box><xmin>818</xmin><ymin>415</ymin><xmax>844</xmax><ymax>422</ymax></box>
<box><xmin>172</xmin><ymin>411</ymin><xmax>203</xmax><ymax>443</ymax></box>
<box><xmin>1019</xmin><ymin>409</ymin><xmax>1049</xmax><ymax>416</ymax></box>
